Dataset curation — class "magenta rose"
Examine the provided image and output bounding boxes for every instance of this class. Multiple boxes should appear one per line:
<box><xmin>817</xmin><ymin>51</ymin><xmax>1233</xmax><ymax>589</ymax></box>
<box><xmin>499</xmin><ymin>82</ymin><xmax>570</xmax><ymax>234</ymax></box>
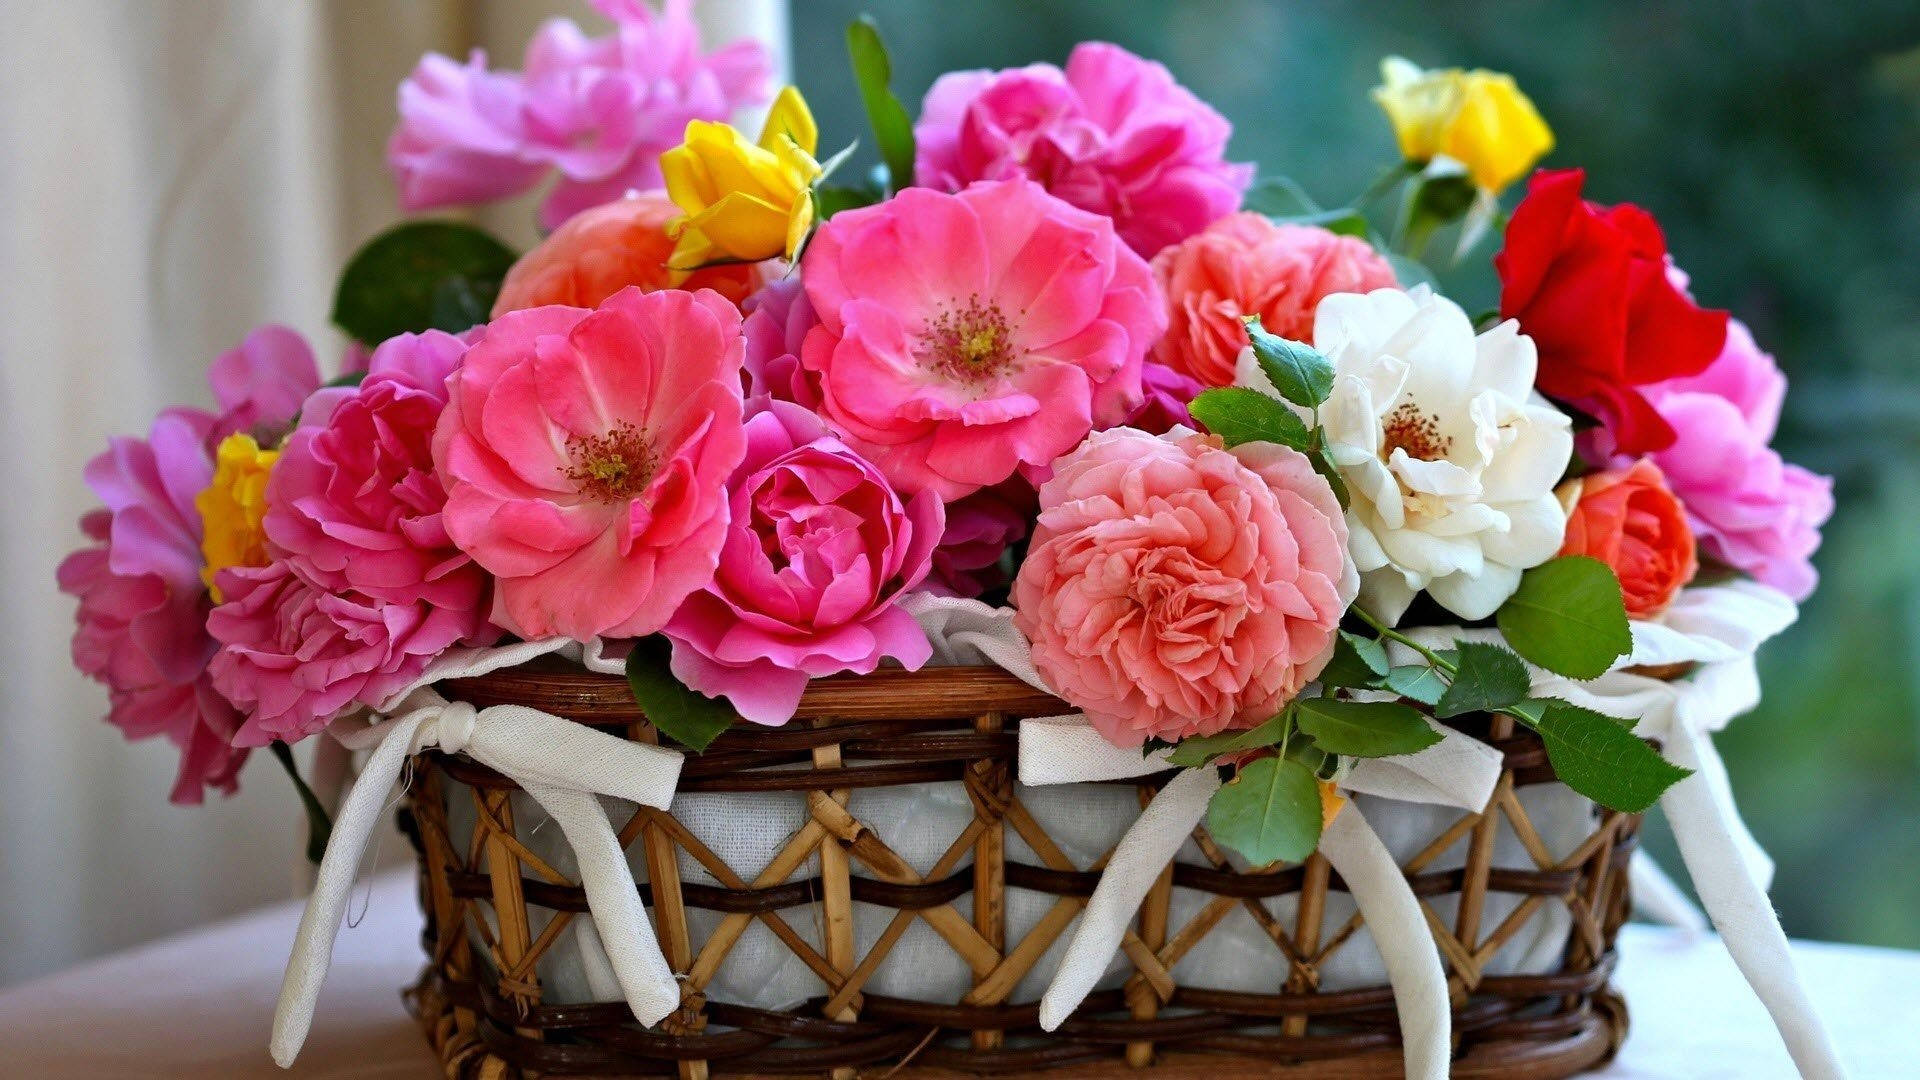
<box><xmin>1013</xmin><ymin>427</ymin><xmax>1357</xmax><ymax>748</ymax></box>
<box><xmin>204</xmin><ymin>324</ymin><xmax>323</xmax><ymax>450</ymax></box>
<box><xmin>434</xmin><ymin>288</ymin><xmax>747</xmax><ymax>641</ymax></box>
<box><xmin>924</xmin><ymin>480</ymin><xmax>1036</xmax><ymax>600</ymax></box>
<box><xmin>1121</xmin><ymin>361</ymin><xmax>1205</xmax><ymax>436</ymax></box>
<box><xmin>741</xmin><ymin>277</ymin><xmax>823</xmax><ymax>410</ymax></box>
<box><xmin>664</xmin><ymin>400</ymin><xmax>941</xmax><ymax>725</ymax></box>
<box><xmin>799</xmin><ymin>180</ymin><xmax>1164</xmax><ymax>501</ymax></box>
<box><xmin>209</xmin><ymin>560</ymin><xmax>489</xmax><ymax>746</ymax></box>
<box><xmin>915</xmin><ymin>42</ymin><xmax>1251</xmax><ymax>257</ymax></box>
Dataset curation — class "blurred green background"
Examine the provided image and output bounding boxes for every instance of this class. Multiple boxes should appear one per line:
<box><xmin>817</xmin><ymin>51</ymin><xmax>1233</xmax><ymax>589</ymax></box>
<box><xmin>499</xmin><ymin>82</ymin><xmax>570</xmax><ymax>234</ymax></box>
<box><xmin>791</xmin><ymin>0</ymin><xmax>1920</xmax><ymax>949</ymax></box>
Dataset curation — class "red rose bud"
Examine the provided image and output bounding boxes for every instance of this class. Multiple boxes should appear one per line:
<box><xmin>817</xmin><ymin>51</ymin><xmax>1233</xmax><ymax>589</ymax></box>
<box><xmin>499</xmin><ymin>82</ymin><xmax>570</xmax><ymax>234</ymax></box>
<box><xmin>1495</xmin><ymin>168</ymin><xmax>1728</xmax><ymax>455</ymax></box>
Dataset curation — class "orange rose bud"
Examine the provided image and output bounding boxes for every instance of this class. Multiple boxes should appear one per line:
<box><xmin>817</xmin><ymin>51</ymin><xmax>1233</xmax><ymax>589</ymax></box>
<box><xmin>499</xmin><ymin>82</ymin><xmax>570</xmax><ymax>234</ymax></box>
<box><xmin>1558</xmin><ymin>459</ymin><xmax>1698</xmax><ymax>619</ymax></box>
<box><xmin>491</xmin><ymin>190</ymin><xmax>764</xmax><ymax>317</ymax></box>
<box><xmin>1318</xmin><ymin>780</ymin><xmax>1346</xmax><ymax>828</ymax></box>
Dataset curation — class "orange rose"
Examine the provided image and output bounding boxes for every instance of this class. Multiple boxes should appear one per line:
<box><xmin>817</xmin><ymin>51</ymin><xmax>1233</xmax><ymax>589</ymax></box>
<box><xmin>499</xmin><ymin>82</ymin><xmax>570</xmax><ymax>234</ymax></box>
<box><xmin>491</xmin><ymin>190</ymin><xmax>765</xmax><ymax>316</ymax></box>
<box><xmin>1558</xmin><ymin>459</ymin><xmax>1698</xmax><ymax>619</ymax></box>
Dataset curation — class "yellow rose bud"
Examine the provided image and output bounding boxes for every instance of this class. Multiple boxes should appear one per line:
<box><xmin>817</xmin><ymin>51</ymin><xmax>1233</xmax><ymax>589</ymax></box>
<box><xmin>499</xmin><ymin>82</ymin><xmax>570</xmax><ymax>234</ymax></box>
<box><xmin>1372</xmin><ymin>57</ymin><xmax>1553</xmax><ymax>195</ymax></box>
<box><xmin>663</xmin><ymin>85</ymin><xmax>822</xmax><ymax>271</ymax></box>
<box><xmin>196</xmin><ymin>432</ymin><xmax>280</xmax><ymax>602</ymax></box>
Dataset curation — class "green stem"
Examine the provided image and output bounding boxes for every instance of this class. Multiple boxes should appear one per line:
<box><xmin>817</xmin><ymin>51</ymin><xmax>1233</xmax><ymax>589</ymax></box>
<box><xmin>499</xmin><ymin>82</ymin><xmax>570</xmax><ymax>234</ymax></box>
<box><xmin>1354</xmin><ymin>161</ymin><xmax>1415</xmax><ymax>211</ymax></box>
<box><xmin>1352</xmin><ymin>606</ymin><xmax>1458</xmax><ymax>675</ymax></box>
<box><xmin>271</xmin><ymin>741</ymin><xmax>334</xmax><ymax>866</ymax></box>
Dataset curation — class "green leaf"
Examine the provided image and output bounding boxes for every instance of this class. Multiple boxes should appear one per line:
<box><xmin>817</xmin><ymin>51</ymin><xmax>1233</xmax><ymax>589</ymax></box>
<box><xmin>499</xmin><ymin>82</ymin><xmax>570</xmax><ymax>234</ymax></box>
<box><xmin>1294</xmin><ymin>697</ymin><xmax>1442</xmax><ymax>758</ymax></box>
<box><xmin>332</xmin><ymin>221</ymin><xmax>517</xmax><ymax>346</ymax></box>
<box><xmin>846</xmin><ymin>17</ymin><xmax>915</xmax><ymax>191</ymax></box>
<box><xmin>1206</xmin><ymin>756</ymin><xmax>1323</xmax><ymax>864</ymax></box>
<box><xmin>1510</xmin><ymin>699</ymin><xmax>1690</xmax><ymax>813</ymax></box>
<box><xmin>1241</xmin><ymin>175</ymin><xmax>1322</xmax><ymax>216</ymax></box>
<box><xmin>1166</xmin><ymin>712</ymin><xmax>1290</xmax><ymax>768</ymax></box>
<box><xmin>814</xmin><ymin>182</ymin><xmax>882</xmax><ymax>220</ymax></box>
<box><xmin>1274</xmin><ymin>206</ymin><xmax>1370</xmax><ymax>238</ymax></box>
<box><xmin>1496</xmin><ymin>556</ymin><xmax>1634</xmax><ymax>680</ymax></box>
<box><xmin>1311</xmin><ymin>445</ymin><xmax>1351</xmax><ymax>509</ymax></box>
<box><xmin>1434</xmin><ymin>640</ymin><xmax>1531</xmax><ymax>719</ymax></box>
<box><xmin>1188</xmin><ymin>387</ymin><xmax>1313</xmax><ymax>450</ymax></box>
<box><xmin>1242</xmin><ymin>316</ymin><xmax>1335</xmax><ymax>408</ymax></box>
<box><xmin>624</xmin><ymin>635</ymin><xmax>737</xmax><ymax>751</ymax></box>
<box><xmin>1319</xmin><ymin>631</ymin><xmax>1388</xmax><ymax>689</ymax></box>
<box><xmin>1385</xmin><ymin>664</ymin><xmax>1447</xmax><ymax>706</ymax></box>
<box><xmin>270</xmin><ymin>741</ymin><xmax>333</xmax><ymax>866</ymax></box>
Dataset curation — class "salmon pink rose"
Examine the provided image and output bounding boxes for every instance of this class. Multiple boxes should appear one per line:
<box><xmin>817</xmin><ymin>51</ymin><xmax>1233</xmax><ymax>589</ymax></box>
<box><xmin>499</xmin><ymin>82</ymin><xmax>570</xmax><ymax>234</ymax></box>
<box><xmin>1150</xmin><ymin>214</ymin><xmax>1397</xmax><ymax>387</ymax></box>
<box><xmin>1013</xmin><ymin>427</ymin><xmax>1357</xmax><ymax>748</ymax></box>
<box><xmin>491</xmin><ymin>191</ymin><xmax>764</xmax><ymax>316</ymax></box>
<box><xmin>799</xmin><ymin>180</ymin><xmax>1163</xmax><ymax>501</ymax></box>
<box><xmin>664</xmin><ymin>400</ymin><xmax>942</xmax><ymax>725</ymax></box>
<box><xmin>434</xmin><ymin>287</ymin><xmax>747</xmax><ymax>641</ymax></box>
<box><xmin>1557</xmin><ymin>459</ymin><xmax>1697</xmax><ymax>619</ymax></box>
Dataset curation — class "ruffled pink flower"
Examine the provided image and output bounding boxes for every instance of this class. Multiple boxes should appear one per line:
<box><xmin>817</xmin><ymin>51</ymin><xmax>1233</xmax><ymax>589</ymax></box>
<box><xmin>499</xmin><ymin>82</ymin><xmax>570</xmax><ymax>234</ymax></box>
<box><xmin>266</xmin><ymin>331</ymin><xmax>493</xmax><ymax>624</ymax></box>
<box><xmin>799</xmin><ymin>180</ymin><xmax>1164</xmax><ymax>501</ymax></box>
<box><xmin>664</xmin><ymin>400</ymin><xmax>941</xmax><ymax>725</ymax></box>
<box><xmin>434</xmin><ymin>287</ymin><xmax>747</xmax><ymax>640</ymax></box>
<box><xmin>923</xmin><ymin>480</ymin><xmax>1034</xmax><ymax>599</ymax></box>
<box><xmin>205</xmin><ymin>324</ymin><xmax>322</xmax><ymax>450</ymax></box>
<box><xmin>209</xmin><ymin>560</ymin><xmax>487</xmax><ymax>746</ymax></box>
<box><xmin>388</xmin><ymin>0</ymin><xmax>771</xmax><ymax>230</ymax></box>
<box><xmin>1150</xmin><ymin>214</ymin><xmax>1399</xmax><ymax>387</ymax></box>
<box><xmin>914</xmin><ymin>42</ymin><xmax>1251</xmax><ymax>257</ymax></box>
<box><xmin>1013</xmin><ymin>427</ymin><xmax>1357</xmax><ymax>748</ymax></box>
<box><xmin>1122</xmin><ymin>361</ymin><xmax>1204</xmax><ymax>436</ymax></box>
<box><xmin>1590</xmin><ymin>319</ymin><xmax>1832</xmax><ymax>599</ymax></box>
<box><xmin>741</xmin><ymin>277</ymin><xmax>822</xmax><ymax>409</ymax></box>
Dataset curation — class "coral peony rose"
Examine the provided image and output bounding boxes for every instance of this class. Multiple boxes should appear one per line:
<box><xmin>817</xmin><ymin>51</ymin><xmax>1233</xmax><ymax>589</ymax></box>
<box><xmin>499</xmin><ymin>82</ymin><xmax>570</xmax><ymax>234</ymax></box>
<box><xmin>1013</xmin><ymin>427</ymin><xmax>1357</xmax><ymax>747</ymax></box>
<box><xmin>740</xmin><ymin>277</ymin><xmax>823</xmax><ymax>409</ymax></box>
<box><xmin>799</xmin><ymin>180</ymin><xmax>1163</xmax><ymax>501</ymax></box>
<box><xmin>492</xmin><ymin>191</ymin><xmax>763</xmax><ymax>315</ymax></box>
<box><xmin>1151</xmin><ymin>214</ymin><xmax>1398</xmax><ymax>387</ymax></box>
<box><xmin>388</xmin><ymin>0</ymin><xmax>771</xmax><ymax>230</ymax></box>
<box><xmin>664</xmin><ymin>400</ymin><xmax>941</xmax><ymax>725</ymax></box>
<box><xmin>1557</xmin><ymin>460</ymin><xmax>1697</xmax><ymax>619</ymax></box>
<box><xmin>209</xmin><ymin>560</ymin><xmax>489</xmax><ymax>746</ymax></box>
<box><xmin>924</xmin><ymin>480</ymin><xmax>1035</xmax><ymax>599</ymax></box>
<box><xmin>914</xmin><ymin>42</ymin><xmax>1251</xmax><ymax>257</ymax></box>
<box><xmin>1495</xmin><ymin>168</ymin><xmax>1728</xmax><ymax>455</ymax></box>
<box><xmin>434</xmin><ymin>287</ymin><xmax>746</xmax><ymax>641</ymax></box>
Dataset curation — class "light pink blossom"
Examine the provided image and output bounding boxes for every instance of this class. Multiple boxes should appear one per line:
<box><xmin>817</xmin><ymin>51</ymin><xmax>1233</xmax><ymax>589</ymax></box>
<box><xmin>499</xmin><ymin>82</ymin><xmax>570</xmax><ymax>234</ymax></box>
<box><xmin>914</xmin><ymin>42</ymin><xmax>1251</xmax><ymax>257</ymax></box>
<box><xmin>1013</xmin><ymin>427</ymin><xmax>1357</xmax><ymax>748</ymax></box>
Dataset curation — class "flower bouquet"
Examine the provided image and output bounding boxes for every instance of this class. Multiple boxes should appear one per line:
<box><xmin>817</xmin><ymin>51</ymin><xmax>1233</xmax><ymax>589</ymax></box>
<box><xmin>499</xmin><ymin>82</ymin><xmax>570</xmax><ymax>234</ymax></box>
<box><xmin>59</xmin><ymin>4</ymin><xmax>1843</xmax><ymax>1078</ymax></box>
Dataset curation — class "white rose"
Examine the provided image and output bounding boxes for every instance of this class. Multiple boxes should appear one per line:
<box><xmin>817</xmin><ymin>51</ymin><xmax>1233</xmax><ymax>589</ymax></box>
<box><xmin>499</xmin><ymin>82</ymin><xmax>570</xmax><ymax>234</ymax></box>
<box><xmin>1237</xmin><ymin>285</ymin><xmax>1572</xmax><ymax>624</ymax></box>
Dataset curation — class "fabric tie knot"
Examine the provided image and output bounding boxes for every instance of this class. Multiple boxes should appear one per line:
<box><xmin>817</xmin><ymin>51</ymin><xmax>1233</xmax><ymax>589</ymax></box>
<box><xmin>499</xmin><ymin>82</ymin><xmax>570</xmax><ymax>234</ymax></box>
<box><xmin>433</xmin><ymin>700</ymin><xmax>478</xmax><ymax>757</ymax></box>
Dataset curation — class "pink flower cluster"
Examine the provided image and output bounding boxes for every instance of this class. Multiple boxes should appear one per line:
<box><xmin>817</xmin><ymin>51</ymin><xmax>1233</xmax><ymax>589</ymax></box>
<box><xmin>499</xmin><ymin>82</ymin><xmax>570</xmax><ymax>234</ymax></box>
<box><xmin>389</xmin><ymin>0</ymin><xmax>770</xmax><ymax>230</ymax></box>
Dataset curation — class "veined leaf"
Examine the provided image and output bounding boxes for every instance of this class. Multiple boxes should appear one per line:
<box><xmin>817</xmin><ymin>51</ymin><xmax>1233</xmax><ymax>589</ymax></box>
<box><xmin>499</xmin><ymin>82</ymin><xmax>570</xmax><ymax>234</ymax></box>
<box><xmin>1167</xmin><ymin>712</ymin><xmax>1291</xmax><ymax>768</ymax></box>
<box><xmin>1242</xmin><ymin>316</ymin><xmax>1335</xmax><ymax>408</ymax></box>
<box><xmin>1319</xmin><ymin>631</ymin><xmax>1389</xmax><ymax>690</ymax></box>
<box><xmin>1385</xmin><ymin>664</ymin><xmax>1447</xmax><ymax>706</ymax></box>
<box><xmin>1206</xmin><ymin>756</ymin><xmax>1322</xmax><ymax>864</ymax></box>
<box><xmin>1496</xmin><ymin>556</ymin><xmax>1633</xmax><ymax>680</ymax></box>
<box><xmin>846</xmin><ymin>17</ymin><xmax>915</xmax><ymax>191</ymax></box>
<box><xmin>332</xmin><ymin>221</ymin><xmax>516</xmax><ymax>345</ymax></box>
<box><xmin>1189</xmin><ymin>387</ymin><xmax>1313</xmax><ymax>450</ymax></box>
<box><xmin>1434</xmin><ymin>640</ymin><xmax>1531</xmax><ymax>718</ymax></box>
<box><xmin>1510</xmin><ymin>699</ymin><xmax>1689</xmax><ymax>813</ymax></box>
<box><xmin>1294</xmin><ymin>697</ymin><xmax>1441</xmax><ymax>758</ymax></box>
<box><xmin>625</xmin><ymin>635</ymin><xmax>736</xmax><ymax>751</ymax></box>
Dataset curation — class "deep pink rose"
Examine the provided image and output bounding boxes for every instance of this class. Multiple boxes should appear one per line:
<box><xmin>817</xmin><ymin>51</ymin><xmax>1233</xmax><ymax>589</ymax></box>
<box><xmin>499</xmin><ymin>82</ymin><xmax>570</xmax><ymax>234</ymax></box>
<box><xmin>915</xmin><ymin>42</ymin><xmax>1251</xmax><ymax>257</ymax></box>
<box><xmin>209</xmin><ymin>560</ymin><xmax>488</xmax><ymax>746</ymax></box>
<box><xmin>1121</xmin><ymin>361</ymin><xmax>1205</xmax><ymax>436</ymax></box>
<box><xmin>205</xmin><ymin>324</ymin><xmax>322</xmax><ymax>450</ymax></box>
<box><xmin>741</xmin><ymin>277</ymin><xmax>822</xmax><ymax>410</ymax></box>
<box><xmin>923</xmin><ymin>480</ymin><xmax>1035</xmax><ymax>600</ymax></box>
<box><xmin>1013</xmin><ymin>427</ymin><xmax>1357</xmax><ymax>747</ymax></box>
<box><xmin>799</xmin><ymin>180</ymin><xmax>1164</xmax><ymax>501</ymax></box>
<box><xmin>1590</xmin><ymin>319</ymin><xmax>1832</xmax><ymax>599</ymax></box>
<box><xmin>266</xmin><ymin>331</ymin><xmax>492</xmax><ymax>622</ymax></box>
<box><xmin>388</xmin><ymin>0</ymin><xmax>771</xmax><ymax>230</ymax></box>
<box><xmin>434</xmin><ymin>288</ymin><xmax>747</xmax><ymax>640</ymax></box>
<box><xmin>664</xmin><ymin>400</ymin><xmax>941</xmax><ymax>725</ymax></box>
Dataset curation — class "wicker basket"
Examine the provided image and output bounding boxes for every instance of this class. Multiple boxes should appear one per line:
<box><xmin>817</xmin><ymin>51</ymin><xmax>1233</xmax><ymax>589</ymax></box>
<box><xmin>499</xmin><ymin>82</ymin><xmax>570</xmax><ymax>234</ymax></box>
<box><xmin>399</xmin><ymin>656</ymin><xmax>1637</xmax><ymax>1079</ymax></box>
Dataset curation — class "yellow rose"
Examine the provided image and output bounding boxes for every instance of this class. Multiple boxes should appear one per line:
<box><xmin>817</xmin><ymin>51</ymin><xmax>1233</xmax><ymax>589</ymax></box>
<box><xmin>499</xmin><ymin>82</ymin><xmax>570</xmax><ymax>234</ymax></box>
<box><xmin>663</xmin><ymin>85</ymin><xmax>822</xmax><ymax>271</ymax></box>
<box><xmin>196</xmin><ymin>432</ymin><xmax>280</xmax><ymax>601</ymax></box>
<box><xmin>1372</xmin><ymin>57</ymin><xmax>1553</xmax><ymax>195</ymax></box>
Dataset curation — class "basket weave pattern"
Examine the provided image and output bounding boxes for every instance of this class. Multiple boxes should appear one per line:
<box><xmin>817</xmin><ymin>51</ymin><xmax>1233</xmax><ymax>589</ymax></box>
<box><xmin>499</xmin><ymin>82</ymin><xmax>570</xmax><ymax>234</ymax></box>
<box><xmin>400</xmin><ymin>659</ymin><xmax>1637</xmax><ymax>1079</ymax></box>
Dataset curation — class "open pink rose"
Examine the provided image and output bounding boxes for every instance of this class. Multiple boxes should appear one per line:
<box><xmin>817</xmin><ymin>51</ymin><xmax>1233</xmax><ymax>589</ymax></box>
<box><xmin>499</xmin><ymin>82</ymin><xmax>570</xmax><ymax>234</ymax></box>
<box><xmin>209</xmin><ymin>560</ymin><xmax>489</xmax><ymax>746</ymax></box>
<box><xmin>924</xmin><ymin>480</ymin><xmax>1035</xmax><ymax>599</ymax></box>
<box><xmin>434</xmin><ymin>287</ymin><xmax>747</xmax><ymax>640</ymax></box>
<box><xmin>664</xmin><ymin>400</ymin><xmax>941</xmax><ymax>725</ymax></box>
<box><xmin>1150</xmin><ymin>215</ymin><xmax>1398</xmax><ymax>387</ymax></box>
<box><xmin>388</xmin><ymin>0</ymin><xmax>771</xmax><ymax>230</ymax></box>
<box><xmin>1013</xmin><ymin>427</ymin><xmax>1357</xmax><ymax>747</ymax></box>
<box><xmin>915</xmin><ymin>42</ymin><xmax>1251</xmax><ymax>257</ymax></box>
<box><xmin>799</xmin><ymin>180</ymin><xmax>1164</xmax><ymax>501</ymax></box>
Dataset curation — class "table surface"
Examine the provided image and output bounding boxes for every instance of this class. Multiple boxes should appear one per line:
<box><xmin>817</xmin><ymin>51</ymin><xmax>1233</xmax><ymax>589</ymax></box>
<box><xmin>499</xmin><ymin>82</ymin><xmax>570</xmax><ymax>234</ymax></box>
<box><xmin>0</xmin><ymin>870</ymin><xmax>1909</xmax><ymax>1078</ymax></box>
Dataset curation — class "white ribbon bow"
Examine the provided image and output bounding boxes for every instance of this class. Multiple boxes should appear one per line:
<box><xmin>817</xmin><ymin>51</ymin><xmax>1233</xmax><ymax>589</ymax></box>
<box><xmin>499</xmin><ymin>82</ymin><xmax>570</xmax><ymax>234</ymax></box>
<box><xmin>270</xmin><ymin>638</ymin><xmax>686</xmax><ymax>1068</ymax></box>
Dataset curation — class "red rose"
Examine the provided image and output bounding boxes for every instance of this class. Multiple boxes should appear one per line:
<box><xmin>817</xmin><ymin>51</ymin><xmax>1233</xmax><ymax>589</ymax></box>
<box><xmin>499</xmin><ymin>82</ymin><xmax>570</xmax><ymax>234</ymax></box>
<box><xmin>1496</xmin><ymin>168</ymin><xmax>1728</xmax><ymax>454</ymax></box>
<box><xmin>1558</xmin><ymin>459</ymin><xmax>1698</xmax><ymax>620</ymax></box>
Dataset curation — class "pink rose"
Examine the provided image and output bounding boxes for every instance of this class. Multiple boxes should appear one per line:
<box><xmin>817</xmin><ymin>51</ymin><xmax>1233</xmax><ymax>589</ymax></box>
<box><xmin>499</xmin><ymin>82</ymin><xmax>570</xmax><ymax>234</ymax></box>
<box><xmin>265</xmin><ymin>331</ymin><xmax>491</xmax><ymax>620</ymax></box>
<box><xmin>664</xmin><ymin>400</ymin><xmax>941</xmax><ymax>725</ymax></box>
<box><xmin>1013</xmin><ymin>427</ymin><xmax>1356</xmax><ymax>748</ymax></box>
<box><xmin>434</xmin><ymin>288</ymin><xmax>747</xmax><ymax>640</ymax></box>
<box><xmin>1591</xmin><ymin>319</ymin><xmax>1832</xmax><ymax>599</ymax></box>
<box><xmin>1150</xmin><ymin>215</ymin><xmax>1398</xmax><ymax>387</ymax></box>
<box><xmin>1122</xmin><ymin>361</ymin><xmax>1205</xmax><ymax>436</ymax></box>
<box><xmin>915</xmin><ymin>42</ymin><xmax>1251</xmax><ymax>257</ymax></box>
<box><xmin>740</xmin><ymin>276</ymin><xmax>823</xmax><ymax>410</ymax></box>
<box><xmin>388</xmin><ymin>0</ymin><xmax>771</xmax><ymax>230</ymax></box>
<box><xmin>209</xmin><ymin>560</ymin><xmax>488</xmax><ymax>746</ymax></box>
<box><xmin>924</xmin><ymin>480</ymin><xmax>1035</xmax><ymax>599</ymax></box>
<box><xmin>204</xmin><ymin>324</ymin><xmax>323</xmax><ymax>450</ymax></box>
<box><xmin>799</xmin><ymin>180</ymin><xmax>1164</xmax><ymax>501</ymax></box>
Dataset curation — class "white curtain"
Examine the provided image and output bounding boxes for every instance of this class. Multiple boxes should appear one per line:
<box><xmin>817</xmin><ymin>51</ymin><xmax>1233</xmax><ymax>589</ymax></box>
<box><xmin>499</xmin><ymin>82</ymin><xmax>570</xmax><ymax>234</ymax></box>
<box><xmin>0</xmin><ymin>0</ymin><xmax>786</xmax><ymax>988</ymax></box>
